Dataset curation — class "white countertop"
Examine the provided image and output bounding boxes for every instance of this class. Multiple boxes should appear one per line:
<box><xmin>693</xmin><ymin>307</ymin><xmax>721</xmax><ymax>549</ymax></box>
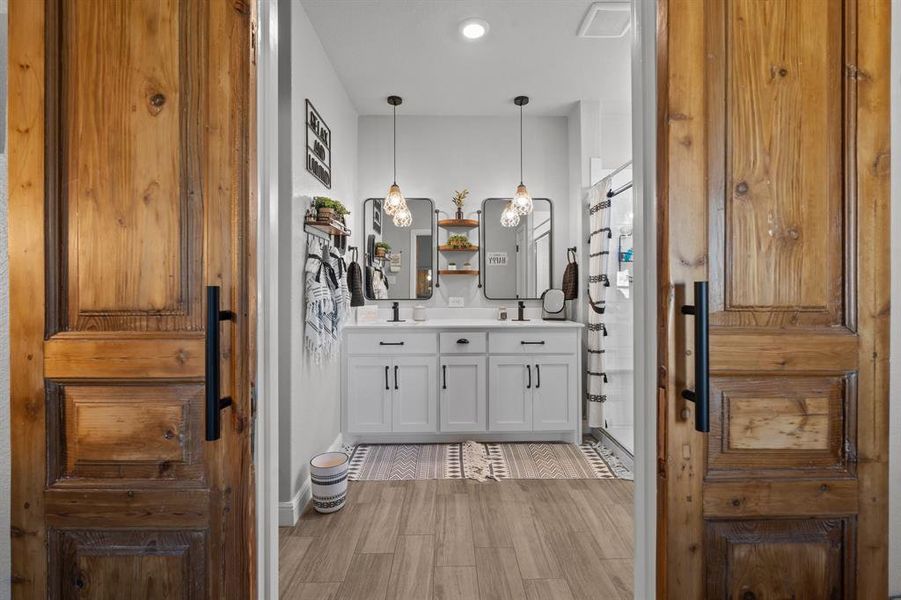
<box><xmin>345</xmin><ymin>318</ymin><xmax>584</xmax><ymax>330</ymax></box>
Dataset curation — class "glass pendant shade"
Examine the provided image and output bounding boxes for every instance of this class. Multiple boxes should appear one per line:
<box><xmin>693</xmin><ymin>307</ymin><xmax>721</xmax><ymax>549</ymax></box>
<box><xmin>384</xmin><ymin>183</ymin><xmax>406</xmax><ymax>216</ymax></box>
<box><xmin>511</xmin><ymin>183</ymin><xmax>533</xmax><ymax>215</ymax></box>
<box><xmin>392</xmin><ymin>204</ymin><xmax>413</xmax><ymax>227</ymax></box>
<box><xmin>500</xmin><ymin>201</ymin><xmax>521</xmax><ymax>228</ymax></box>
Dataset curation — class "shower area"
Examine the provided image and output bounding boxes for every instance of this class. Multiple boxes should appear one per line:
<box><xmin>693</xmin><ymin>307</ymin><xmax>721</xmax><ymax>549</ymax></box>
<box><xmin>584</xmin><ymin>160</ymin><xmax>635</xmax><ymax>463</ymax></box>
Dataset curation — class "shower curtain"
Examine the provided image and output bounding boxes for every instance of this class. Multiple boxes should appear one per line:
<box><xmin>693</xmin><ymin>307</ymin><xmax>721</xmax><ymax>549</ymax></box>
<box><xmin>586</xmin><ymin>179</ymin><xmax>612</xmax><ymax>428</ymax></box>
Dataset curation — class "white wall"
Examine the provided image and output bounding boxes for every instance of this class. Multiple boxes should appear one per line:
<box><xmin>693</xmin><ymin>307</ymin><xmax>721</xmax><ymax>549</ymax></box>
<box><xmin>357</xmin><ymin>115</ymin><xmax>570</xmax><ymax>308</ymax></box>
<box><xmin>278</xmin><ymin>0</ymin><xmax>358</xmax><ymax>517</ymax></box>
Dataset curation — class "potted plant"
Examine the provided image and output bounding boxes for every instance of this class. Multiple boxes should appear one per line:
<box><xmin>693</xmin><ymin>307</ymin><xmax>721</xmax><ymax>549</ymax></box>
<box><xmin>313</xmin><ymin>197</ymin><xmax>350</xmax><ymax>223</ymax></box>
<box><xmin>447</xmin><ymin>233</ymin><xmax>473</xmax><ymax>250</ymax></box>
<box><xmin>374</xmin><ymin>241</ymin><xmax>391</xmax><ymax>258</ymax></box>
<box><xmin>452</xmin><ymin>189</ymin><xmax>469</xmax><ymax>220</ymax></box>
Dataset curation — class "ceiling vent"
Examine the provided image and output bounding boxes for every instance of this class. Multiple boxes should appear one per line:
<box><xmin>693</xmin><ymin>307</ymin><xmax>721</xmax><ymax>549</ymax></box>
<box><xmin>578</xmin><ymin>2</ymin><xmax>631</xmax><ymax>39</ymax></box>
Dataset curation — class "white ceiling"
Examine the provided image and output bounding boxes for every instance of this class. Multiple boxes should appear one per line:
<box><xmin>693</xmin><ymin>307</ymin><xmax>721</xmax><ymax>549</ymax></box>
<box><xmin>298</xmin><ymin>0</ymin><xmax>632</xmax><ymax>117</ymax></box>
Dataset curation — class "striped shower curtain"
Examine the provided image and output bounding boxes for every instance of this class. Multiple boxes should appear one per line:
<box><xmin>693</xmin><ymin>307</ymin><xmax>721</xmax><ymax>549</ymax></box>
<box><xmin>586</xmin><ymin>180</ymin><xmax>612</xmax><ymax>428</ymax></box>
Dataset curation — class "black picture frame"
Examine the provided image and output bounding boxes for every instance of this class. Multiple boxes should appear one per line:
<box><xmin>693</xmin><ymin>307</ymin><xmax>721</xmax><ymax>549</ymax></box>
<box><xmin>372</xmin><ymin>199</ymin><xmax>382</xmax><ymax>234</ymax></box>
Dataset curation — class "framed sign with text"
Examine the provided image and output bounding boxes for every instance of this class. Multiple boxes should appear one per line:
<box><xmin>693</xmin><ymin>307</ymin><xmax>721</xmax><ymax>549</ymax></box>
<box><xmin>305</xmin><ymin>99</ymin><xmax>331</xmax><ymax>188</ymax></box>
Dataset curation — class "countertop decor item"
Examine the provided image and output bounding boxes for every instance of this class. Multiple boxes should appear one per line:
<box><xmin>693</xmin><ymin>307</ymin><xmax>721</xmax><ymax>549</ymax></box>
<box><xmin>498</xmin><ymin>306</ymin><xmax>508</xmax><ymax>320</ymax></box>
<box><xmin>310</xmin><ymin>451</ymin><xmax>349</xmax><ymax>513</ymax></box>
<box><xmin>413</xmin><ymin>306</ymin><xmax>427</xmax><ymax>321</ymax></box>
<box><xmin>541</xmin><ymin>288</ymin><xmax>567</xmax><ymax>320</ymax></box>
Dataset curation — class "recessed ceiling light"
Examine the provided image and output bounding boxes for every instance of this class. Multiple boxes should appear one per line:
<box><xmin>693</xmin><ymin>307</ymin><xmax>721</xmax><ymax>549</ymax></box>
<box><xmin>460</xmin><ymin>18</ymin><xmax>489</xmax><ymax>40</ymax></box>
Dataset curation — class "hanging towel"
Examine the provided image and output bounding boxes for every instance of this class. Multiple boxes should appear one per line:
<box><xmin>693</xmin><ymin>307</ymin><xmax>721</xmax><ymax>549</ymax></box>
<box><xmin>562</xmin><ymin>248</ymin><xmax>579</xmax><ymax>300</ymax></box>
<box><xmin>586</xmin><ymin>180</ymin><xmax>613</xmax><ymax>428</ymax></box>
<box><xmin>330</xmin><ymin>248</ymin><xmax>351</xmax><ymax>330</ymax></box>
<box><xmin>304</xmin><ymin>238</ymin><xmax>339</xmax><ymax>362</ymax></box>
<box><xmin>347</xmin><ymin>248</ymin><xmax>365</xmax><ymax>307</ymax></box>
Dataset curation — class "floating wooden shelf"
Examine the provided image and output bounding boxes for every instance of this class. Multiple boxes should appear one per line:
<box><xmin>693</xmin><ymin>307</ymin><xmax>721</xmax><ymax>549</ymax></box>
<box><xmin>304</xmin><ymin>219</ymin><xmax>350</xmax><ymax>237</ymax></box>
<box><xmin>438</xmin><ymin>245</ymin><xmax>479</xmax><ymax>252</ymax></box>
<box><xmin>437</xmin><ymin>219</ymin><xmax>479</xmax><ymax>229</ymax></box>
<box><xmin>439</xmin><ymin>269</ymin><xmax>480</xmax><ymax>276</ymax></box>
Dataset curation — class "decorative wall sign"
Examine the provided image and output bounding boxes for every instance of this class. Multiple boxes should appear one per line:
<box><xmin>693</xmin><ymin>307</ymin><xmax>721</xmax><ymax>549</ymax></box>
<box><xmin>305</xmin><ymin>99</ymin><xmax>332</xmax><ymax>189</ymax></box>
<box><xmin>372</xmin><ymin>199</ymin><xmax>382</xmax><ymax>234</ymax></box>
<box><xmin>487</xmin><ymin>252</ymin><xmax>508</xmax><ymax>266</ymax></box>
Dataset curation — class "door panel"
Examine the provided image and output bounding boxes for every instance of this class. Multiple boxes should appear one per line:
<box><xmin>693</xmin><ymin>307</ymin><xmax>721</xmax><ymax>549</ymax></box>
<box><xmin>346</xmin><ymin>357</ymin><xmax>392</xmax><ymax>433</ymax></box>
<box><xmin>660</xmin><ymin>0</ymin><xmax>889</xmax><ymax>597</ymax></box>
<box><xmin>531</xmin><ymin>356</ymin><xmax>576</xmax><ymax>431</ymax></box>
<box><xmin>488</xmin><ymin>356</ymin><xmax>531</xmax><ymax>431</ymax></box>
<box><xmin>392</xmin><ymin>356</ymin><xmax>438</xmax><ymax>433</ymax></box>
<box><xmin>10</xmin><ymin>0</ymin><xmax>255</xmax><ymax>597</ymax></box>
<box><xmin>440</xmin><ymin>356</ymin><xmax>487</xmax><ymax>432</ymax></box>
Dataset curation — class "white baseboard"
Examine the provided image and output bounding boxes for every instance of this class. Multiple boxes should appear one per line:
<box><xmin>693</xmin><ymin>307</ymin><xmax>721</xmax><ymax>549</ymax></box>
<box><xmin>277</xmin><ymin>433</ymin><xmax>346</xmax><ymax>527</ymax></box>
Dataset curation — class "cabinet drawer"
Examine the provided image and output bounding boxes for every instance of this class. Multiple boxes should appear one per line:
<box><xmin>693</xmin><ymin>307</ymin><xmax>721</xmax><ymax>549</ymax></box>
<box><xmin>346</xmin><ymin>332</ymin><xmax>437</xmax><ymax>355</ymax></box>
<box><xmin>489</xmin><ymin>331</ymin><xmax>576</xmax><ymax>355</ymax></box>
<box><xmin>439</xmin><ymin>332</ymin><xmax>487</xmax><ymax>354</ymax></box>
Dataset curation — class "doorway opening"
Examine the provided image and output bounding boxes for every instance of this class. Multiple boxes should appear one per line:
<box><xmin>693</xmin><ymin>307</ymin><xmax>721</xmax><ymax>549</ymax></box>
<box><xmin>256</xmin><ymin>0</ymin><xmax>658</xmax><ymax>597</ymax></box>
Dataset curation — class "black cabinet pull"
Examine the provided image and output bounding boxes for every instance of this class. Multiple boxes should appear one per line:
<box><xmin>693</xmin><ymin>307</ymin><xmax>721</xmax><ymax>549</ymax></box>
<box><xmin>380</xmin><ymin>341</ymin><xmax>405</xmax><ymax>346</ymax></box>
<box><xmin>535</xmin><ymin>364</ymin><xmax>540</xmax><ymax>388</ymax></box>
<box><xmin>394</xmin><ymin>365</ymin><xmax>399</xmax><ymax>390</ymax></box>
<box><xmin>385</xmin><ymin>365</ymin><xmax>390</xmax><ymax>390</ymax></box>
<box><xmin>680</xmin><ymin>281</ymin><xmax>710</xmax><ymax>433</ymax></box>
<box><xmin>205</xmin><ymin>286</ymin><xmax>234</xmax><ymax>442</ymax></box>
<box><xmin>442</xmin><ymin>365</ymin><xmax>447</xmax><ymax>389</ymax></box>
<box><xmin>526</xmin><ymin>364</ymin><xmax>532</xmax><ymax>389</ymax></box>
<box><xmin>521</xmin><ymin>341</ymin><xmax>545</xmax><ymax>345</ymax></box>
<box><xmin>457</xmin><ymin>338</ymin><xmax>470</xmax><ymax>344</ymax></box>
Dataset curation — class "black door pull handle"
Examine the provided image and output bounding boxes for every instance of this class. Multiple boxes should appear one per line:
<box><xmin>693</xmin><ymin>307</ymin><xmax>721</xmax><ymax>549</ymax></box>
<box><xmin>681</xmin><ymin>281</ymin><xmax>710</xmax><ymax>433</ymax></box>
<box><xmin>526</xmin><ymin>364</ymin><xmax>532</xmax><ymax>389</ymax></box>
<box><xmin>206</xmin><ymin>286</ymin><xmax>234</xmax><ymax>442</ymax></box>
<box><xmin>521</xmin><ymin>341</ymin><xmax>545</xmax><ymax>345</ymax></box>
<box><xmin>385</xmin><ymin>365</ymin><xmax>390</xmax><ymax>390</ymax></box>
<box><xmin>380</xmin><ymin>341</ymin><xmax>405</xmax><ymax>346</ymax></box>
<box><xmin>457</xmin><ymin>338</ymin><xmax>470</xmax><ymax>344</ymax></box>
<box><xmin>394</xmin><ymin>365</ymin><xmax>399</xmax><ymax>390</ymax></box>
<box><xmin>442</xmin><ymin>365</ymin><xmax>447</xmax><ymax>389</ymax></box>
<box><xmin>535</xmin><ymin>364</ymin><xmax>540</xmax><ymax>389</ymax></box>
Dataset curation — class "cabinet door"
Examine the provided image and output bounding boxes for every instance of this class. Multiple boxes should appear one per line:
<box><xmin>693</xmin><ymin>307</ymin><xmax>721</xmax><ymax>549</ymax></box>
<box><xmin>346</xmin><ymin>356</ymin><xmax>392</xmax><ymax>433</ymax></box>
<box><xmin>488</xmin><ymin>356</ymin><xmax>532</xmax><ymax>431</ymax></box>
<box><xmin>392</xmin><ymin>356</ymin><xmax>438</xmax><ymax>433</ymax></box>
<box><xmin>532</xmin><ymin>356</ymin><xmax>577</xmax><ymax>431</ymax></box>
<box><xmin>440</xmin><ymin>356</ymin><xmax>487</xmax><ymax>432</ymax></box>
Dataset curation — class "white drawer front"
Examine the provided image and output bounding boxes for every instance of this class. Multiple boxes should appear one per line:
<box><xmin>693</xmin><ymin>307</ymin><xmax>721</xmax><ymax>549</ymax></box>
<box><xmin>439</xmin><ymin>332</ymin><xmax>487</xmax><ymax>354</ymax></box>
<box><xmin>346</xmin><ymin>332</ymin><xmax>437</xmax><ymax>355</ymax></box>
<box><xmin>489</xmin><ymin>331</ymin><xmax>576</xmax><ymax>355</ymax></box>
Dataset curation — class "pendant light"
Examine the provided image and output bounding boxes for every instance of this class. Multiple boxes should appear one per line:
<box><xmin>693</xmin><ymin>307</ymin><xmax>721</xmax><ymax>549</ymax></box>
<box><xmin>384</xmin><ymin>95</ymin><xmax>407</xmax><ymax>218</ymax></box>
<box><xmin>500</xmin><ymin>201</ymin><xmax>521</xmax><ymax>228</ymax></box>
<box><xmin>510</xmin><ymin>95</ymin><xmax>533</xmax><ymax>216</ymax></box>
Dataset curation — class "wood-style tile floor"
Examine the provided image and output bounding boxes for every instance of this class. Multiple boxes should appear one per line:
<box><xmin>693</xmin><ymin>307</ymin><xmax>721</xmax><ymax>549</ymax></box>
<box><xmin>279</xmin><ymin>479</ymin><xmax>634</xmax><ymax>600</ymax></box>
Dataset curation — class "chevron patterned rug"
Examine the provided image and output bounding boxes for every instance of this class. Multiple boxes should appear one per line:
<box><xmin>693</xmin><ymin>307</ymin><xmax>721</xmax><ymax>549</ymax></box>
<box><xmin>346</xmin><ymin>440</ymin><xmax>624</xmax><ymax>481</ymax></box>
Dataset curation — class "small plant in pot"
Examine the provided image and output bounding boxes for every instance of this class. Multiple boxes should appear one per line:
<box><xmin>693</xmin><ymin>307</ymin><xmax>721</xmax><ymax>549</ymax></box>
<box><xmin>374</xmin><ymin>241</ymin><xmax>391</xmax><ymax>258</ymax></box>
<box><xmin>452</xmin><ymin>189</ymin><xmax>469</xmax><ymax>220</ymax></box>
<box><xmin>447</xmin><ymin>233</ymin><xmax>473</xmax><ymax>250</ymax></box>
<box><xmin>313</xmin><ymin>197</ymin><xmax>350</xmax><ymax>223</ymax></box>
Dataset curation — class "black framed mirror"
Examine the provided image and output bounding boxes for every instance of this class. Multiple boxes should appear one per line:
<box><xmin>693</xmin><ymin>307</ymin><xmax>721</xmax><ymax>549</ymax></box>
<box><xmin>481</xmin><ymin>197</ymin><xmax>553</xmax><ymax>300</ymax></box>
<box><xmin>362</xmin><ymin>197</ymin><xmax>435</xmax><ymax>300</ymax></box>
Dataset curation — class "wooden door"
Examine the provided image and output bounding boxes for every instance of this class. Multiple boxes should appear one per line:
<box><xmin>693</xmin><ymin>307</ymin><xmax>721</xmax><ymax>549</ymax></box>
<box><xmin>439</xmin><ymin>355</ymin><xmax>487</xmax><ymax>432</ymax></box>
<box><xmin>346</xmin><ymin>357</ymin><xmax>393</xmax><ymax>433</ymax></box>
<box><xmin>659</xmin><ymin>0</ymin><xmax>889</xmax><ymax>598</ymax></box>
<box><xmin>9</xmin><ymin>1</ymin><xmax>256</xmax><ymax>598</ymax></box>
<box><xmin>531</xmin><ymin>356</ymin><xmax>577</xmax><ymax>432</ymax></box>
<box><xmin>392</xmin><ymin>356</ymin><xmax>438</xmax><ymax>433</ymax></box>
<box><xmin>488</xmin><ymin>356</ymin><xmax>532</xmax><ymax>431</ymax></box>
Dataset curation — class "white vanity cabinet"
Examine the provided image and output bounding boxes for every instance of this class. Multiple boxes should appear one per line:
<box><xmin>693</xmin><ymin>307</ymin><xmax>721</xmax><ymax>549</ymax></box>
<box><xmin>342</xmin><ymin>320</ymin><xmax>582</xmax><ymax>443</ymax></box>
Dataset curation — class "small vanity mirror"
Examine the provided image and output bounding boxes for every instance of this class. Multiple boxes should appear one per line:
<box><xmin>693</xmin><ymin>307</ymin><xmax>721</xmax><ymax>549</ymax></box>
<box><xmin>363</xmin><ymin>197</ymin><xmax>434</xmax><ymax>300</ymax></box>
<box><xmin>482</xmin><ymin>198</ymin><xmax>553</xmax><ymax>299</ymax></box>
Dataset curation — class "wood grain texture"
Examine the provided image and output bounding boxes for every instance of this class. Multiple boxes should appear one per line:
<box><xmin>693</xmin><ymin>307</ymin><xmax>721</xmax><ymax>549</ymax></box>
<box><xmin>10</xmin><ymin>0</ymin><xmax>255</xmax><ymax>597</ymax></box>
<box><xmin>659</xmin><ymin>0</ymin><xmax>889</xmax><ymax>596</ymax></box>
<box><xmin>280</xmin><ymin>479</ymin><xmax>634</xmax><ymax>600</ymax></box>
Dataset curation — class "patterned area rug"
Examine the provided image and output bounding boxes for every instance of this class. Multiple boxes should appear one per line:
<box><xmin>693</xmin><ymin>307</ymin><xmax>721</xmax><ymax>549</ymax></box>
<box><xmin>346</xmin><ymin>439</ymin><xmax>628</xmax><ymax>481</ymax></box>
